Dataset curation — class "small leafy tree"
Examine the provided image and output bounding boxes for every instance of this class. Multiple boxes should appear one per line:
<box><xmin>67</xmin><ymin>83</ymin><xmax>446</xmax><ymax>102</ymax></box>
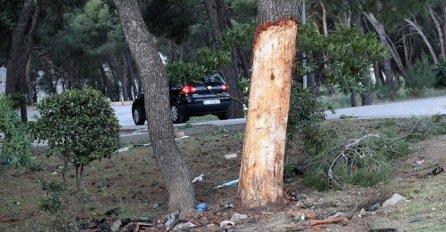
<box><xmin>405</xmin><ymin>56</ymin><xmax>437</xmax><ymax>96</ymax></box>
<box><xmin>0</xmin><ymin>94</ymin><xmax>32</xmax><ymax>168</ymax></box>
<box><xmin>33</xmin><ymin>88</ymin><xmax>120</xmax><ymax>217</ymax></box>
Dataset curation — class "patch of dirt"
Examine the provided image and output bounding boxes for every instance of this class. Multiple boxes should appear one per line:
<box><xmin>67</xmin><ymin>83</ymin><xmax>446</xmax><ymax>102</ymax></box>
<box><xmin>0</xmin><ymin>130</ymin><xmax>445</xmax><ymax>231</ymax></box>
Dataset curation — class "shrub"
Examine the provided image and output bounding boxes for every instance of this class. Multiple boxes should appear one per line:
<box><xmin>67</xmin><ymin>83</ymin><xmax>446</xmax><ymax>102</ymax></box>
<box><xmin>39</xmin><ymin>181</ymin><xmax>64</xmax><ymax>214</ymax></box>
<box><xmin>33</xmin><ymin>88</ymin><xmax>120</xmax><ymax>217</ymax></box>
<box><xmin>405</xmin><ymin>56</ymin><xmax>437</xmax><ymax>96</ymax></box>
<box><xmin>434</xmin><ymin>59</ymin><xmax>446</xmax><ymax>87</ymax></box>
<box><xmin>0</xmin><ymin>94</ymin><xmax>32</xmax><ymax>168</ymax></box>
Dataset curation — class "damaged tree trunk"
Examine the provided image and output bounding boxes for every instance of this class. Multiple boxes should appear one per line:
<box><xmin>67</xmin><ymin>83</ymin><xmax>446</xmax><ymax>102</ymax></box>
<box><xmin>239</xmin><ymin>0</ymin><xmax>301</xmax><ymax>208</ymax></box>
<box><xmin>114</xmin><ymin>0</ymin><xmax>195</xmax><ymax>212</ymax></box>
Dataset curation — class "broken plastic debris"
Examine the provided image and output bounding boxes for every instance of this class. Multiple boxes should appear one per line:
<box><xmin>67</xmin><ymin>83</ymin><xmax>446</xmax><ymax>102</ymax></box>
<box><xmin>175</xmin><ymin>136</ymin><xmax>190</xmax><ymax>141</ymax></box>
<box><xmin>216</xmin><ymin>179</ymin><xmax>239</xmax><ymax>189</ymax></box>
<box><xmin>224</xmin><ymin>153</ymin><xmax>238</xmax><ymax>160</ymax></box>
<box><xmin>192</xmin><ymin>174</ymin><xmax>204</xmax><ymax>183</ymax></box>
<box><xmin>117</xmin><ymin>146</ymin><xmax>132</xmax><ymax>153</ymax></box>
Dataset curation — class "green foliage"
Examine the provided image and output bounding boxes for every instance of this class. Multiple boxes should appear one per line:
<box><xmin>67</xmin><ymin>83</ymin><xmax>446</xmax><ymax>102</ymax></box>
<box><xmin>220</xmin><ymin>22</ymin><xmax>255</xmax><ymax>51</ymax></box>
<box><xmin>167</xmin><ymin>62</ymin><xmax>207</xmax><ymax>85</ymax></box>
<box><xmin>287</xmin><ymin>84</ymin><xmax>329</xmax><ymax>152</ymax></box>
<box><xmin>38</xmin><ymin>181</ymin><xmax>64</xmax><ymax>214</ymax></box>
<box><xmin>434</xmin><ymin>59</ymin><xmax>446</xmax><ymax>87</ymax></box>
<box><xmin>196</xmin><ymin>47</ymin><xmax>230</xmax><ymax>72</ymax></box>
<box><xmin>0</xmin><ymin>94</ymin><xmax>32</xmax><ymax>168</ymax></box>
<box><xmin>33</xmin><ymin>88</ymin><xmax>120</xmax><ymax>168</ymax></box>
<box><xmin>167</xmin><ymin>47</ymin><xmax>230</xmax><ymax>84</ymax></box>
<box><xmin>298</xmin><ymin>24</ymin><xmax>388</xmax><ymax>95</ymax></box>
<box><xmin>405</xmin><ymin>56</ymin><xmax>437</xmax><ymax>96</ymax></box>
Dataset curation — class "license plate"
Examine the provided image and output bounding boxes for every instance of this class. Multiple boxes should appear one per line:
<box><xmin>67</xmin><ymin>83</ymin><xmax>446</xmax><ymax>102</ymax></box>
<box><xmin>203</xmin><ymin>99</ymin><xmax>220</xmax><ymax>105</ymax></box>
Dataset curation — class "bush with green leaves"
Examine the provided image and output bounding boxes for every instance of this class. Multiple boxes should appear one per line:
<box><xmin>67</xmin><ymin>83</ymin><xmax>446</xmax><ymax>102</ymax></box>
<box><xmin>33</xmin><ymin>88</ymin><xmax>120</xmax><ymax>216</ymax></box>
<box><xmin>405</xmin><ymin>56</ymin><xmax>437</xmax><ymax>96</ymax></box>
<box><xmin>434</xmin><ymin>59</ymin><xmax>446</xmax><ymax>87</ymax></box>
<box><xmin>0</xmin><ymin>94</ymin><xmax>32</xmax><ymax>168</ymax></box>
<box><xmin>39</xmin><ymin>181</ymin><xmax>64</xmax><ymax>214</ymax></box>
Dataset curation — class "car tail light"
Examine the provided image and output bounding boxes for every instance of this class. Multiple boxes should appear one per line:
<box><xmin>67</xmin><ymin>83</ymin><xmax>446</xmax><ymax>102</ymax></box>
<box><xmin>221</xmin><ymin>84</ymin><xmax>229</xmax><ymax>92</ymax></box>
<box><xmin>179</xmin><ymin>84</ymin><xmax>197</xmax><ymax>95</ymax></box>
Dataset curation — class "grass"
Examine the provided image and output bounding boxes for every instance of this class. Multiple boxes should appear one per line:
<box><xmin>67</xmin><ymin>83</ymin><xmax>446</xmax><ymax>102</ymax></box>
<box><xmin>318</xmin><ymin>87</ymin><xmax>446</xmax><ymax>109</ymax></box>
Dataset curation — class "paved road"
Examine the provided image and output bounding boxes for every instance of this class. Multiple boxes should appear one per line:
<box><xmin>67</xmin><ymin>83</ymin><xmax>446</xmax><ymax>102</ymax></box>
<box><xmin>325</xmin><ymin>96</ymin><xmax>446</xmax><ymax>120</ymax></box>
<box><xmin>29</xmin><ymin>96</ymin><xmax>446</xmax><ymax>130</ymax></box>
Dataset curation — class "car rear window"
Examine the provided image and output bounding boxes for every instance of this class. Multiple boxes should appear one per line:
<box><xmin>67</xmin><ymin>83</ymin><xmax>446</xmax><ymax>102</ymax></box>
<box><xmin>203</xmin><ymin>73</ymin><xmax>225</xmax><ymax>83</ymax></box>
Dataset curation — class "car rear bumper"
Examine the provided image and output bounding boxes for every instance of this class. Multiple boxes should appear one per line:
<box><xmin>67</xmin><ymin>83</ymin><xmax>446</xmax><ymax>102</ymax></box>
<box><xmin>179</xmin><ymin>97</ymin><xmax>231</xmax><ymax>115</ymax></box>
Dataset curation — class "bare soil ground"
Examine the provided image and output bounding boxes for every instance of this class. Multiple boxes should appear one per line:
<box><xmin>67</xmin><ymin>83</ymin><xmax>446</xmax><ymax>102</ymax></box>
<box><xmin>0</xmin><ymin>120</ymin><xmax>445</xmax><ymax>231</ymax></box>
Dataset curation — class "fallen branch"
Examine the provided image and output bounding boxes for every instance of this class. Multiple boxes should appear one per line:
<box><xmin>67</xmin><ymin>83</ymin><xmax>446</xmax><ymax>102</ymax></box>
<box><xmin>328</xmin><ymin>134</ymin><xmax>380</xmax><ymax>189</ymax></box>
<box><xmin>309</xmin><ymin>217</ymin><xmax>347</xmax><ymax>226</ymax></box>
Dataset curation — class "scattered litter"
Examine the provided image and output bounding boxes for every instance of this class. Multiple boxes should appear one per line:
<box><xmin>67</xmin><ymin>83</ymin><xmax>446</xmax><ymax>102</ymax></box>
<box><xmin>220</xmin><ymin>220</ymin><xmax>235</xmax><ymax>229</ymax></box>
<box><xmin>195</xmin><ymin>203</ymin><xmax>208</xmax><ymax>212</ymax></box>
<box><xmin>425</xmin><ymin>166</ymin><xmax>444</xmax><ymax>177</ymax></box>
<box><xmin>224</xmin><ymin>153</ymin><xmax>238</xmax><ymax>160</ymax></box>
<box><xmin>117</xmin><ymin>146</ymin><xmax>132</xmax><ymax>153</ymax></box>
<box><xmin>150</xmin><ymin>202</ymin><xmax>163</xmax><ymax>209</ymax></box>
<box><xmin>174</xmin><ymin>130</ymin><xmax>185</xmax><ymax>138</ymax></box>
<box><xmin>367</xmin><ymin>202</ymin><xmax>380</xmax><ymax>212</ymax></box>
<box><xmin>104</xmin><ymin>207</ymin><xmax>123</xmax><ymax>217</ymax></box>
<box><xmin>110</xmin><ymin>219</ymin><xmax>122</xmax><ymax>232</ymax></box>
<box><xmin>357</xmin><ymin>209</ymin><xmax>366</xmax><ymax>218</ymax></box>
<box><xmin>175</xmin><ymin>136</ymin><xmax>190</xmax><ymax>141</ymax></box>
<box><xmin>51</xmin><ymin>171</ymin><xmax>58</xmax><ymax>175</ymax></box>
<box><xmin>221</xmin><ymin>202</ymin><xmax>233</xmax><ymax>210</ymax></box>
<box><xmin>173</xmin><ymin>222</ymin><xmax>197</xmax><ymax>230</ymax></box>
<box><xmin>165</xmin><ymin>211</ymin><xmax>180</xmax><ymax>230</ymax></box>
<box><xmin>230</xmin><ymin>213</ymin><xmax>249</xmax><ymax>223</ymax></box>
<box><xmin>382</xmin><ymin>193</ymin><xmax>407</xmax><ymax>208</ymax></box>
<box><xmin>309</xmin><ymin>217</ymin><xmax>347</xmax><ymax>226</ymax></box>
<box><xmin>133</xmin><ymin>143</ymin><xmax>151</xmax><ymax>147</ymax></box>
<box><xmin>409</xmin><ymin>216</ymin><xmax>425</xmax><ymax>223</ymax></box>
<box><xmin>415</xmin><ymin>160</ymin><xmax>425</xmax><ymax>166</ymax></box>
<box><xmin>216</xmin><ymin>179</ymin><xmax>239</xmax><ymax>189</ymax></box>
<box><xmin>192</xmin><ymin>174</ymin><xmax>204</xmax><ymax>183</ymax></box>
<box><xmin>327</xmin><ymin>212</ymin><xmax>345</xmax><ymax>219</ymax></box>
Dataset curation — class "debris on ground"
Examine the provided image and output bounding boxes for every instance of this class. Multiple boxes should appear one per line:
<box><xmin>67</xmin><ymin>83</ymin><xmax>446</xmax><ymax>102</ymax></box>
<box><xmin>230</xmin><ymin>213</ymin><xmax>249</xmax><ymax>223</ymax></box>
<box><xmin>165</xmin><ymin>211</ymin><xmax>180</xmax><ymax>230</ymax></box>
<box><xmin>192</xmin><ymin>174</ymin><xmax>204</xmax><ymax>183</ymax></box>
<box><xmin>220</xmin><ymin>220</ymin><xmax>236</xmax><ymax>229</ymax></box>
<box><xmin>409</xmin><ymin>216</ymin><xmax>425</xmax><ymax>223</ymax></box>
<box><xmin>174</xmin><ymin>130</ymin><xmax>185</xmax><ymax>138</ymax></box>
<box><xmin>425</xmin><ymin>166</ymin><xmax>444</xmax><ymax>177</ymax></box>
<box><xmin>216</xmin><ymin>179</ymin><xmax>239</xmax><ymax>189</ymax></box>
<box><xmin>367</xmin><ymin>202</ymin><xmax>381</xmax><ymax>212</ymax></box>
<box><xmin>224</xmin><ymin>153</ymin><xmax>238</xmax><ymax>160</ymax></box>
<box><xmin>382</xmin><ymin>193</ymin><xmax>407</xmax><ymax>208</ymax></box>
<box><xmin>173</xmin><ymin>221</ymin><xmax>197</xmax><ymax>230</ymax></box>
<box><xmin>309</xmin><ymin>216</ymin><xmax>348</xmax><ymax>227</ymax></box>
<box><xmin>195</xmin><ymin>202</ymin><xmax>208</xmax><ymax>212</ymax></box>
<box><xmin>104</xmin><ymin>207</ymin><xmax>123</xmax><ymax>217</ymax></box>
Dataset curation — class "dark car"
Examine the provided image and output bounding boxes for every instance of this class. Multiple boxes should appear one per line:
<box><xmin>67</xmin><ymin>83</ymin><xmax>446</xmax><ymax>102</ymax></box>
<box><xmin>132</xmin><ymin>73</ymin><xmax>232</xmax><ymax>125</ymax></box>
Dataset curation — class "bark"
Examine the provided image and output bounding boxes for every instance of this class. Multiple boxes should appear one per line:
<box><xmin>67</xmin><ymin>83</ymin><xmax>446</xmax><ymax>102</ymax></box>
<box><xmin>204</xmin><ymin>0</ymin><xmax>222</xmax><ymax>49</ymax></box>
<box><xmin>239</xmin><ymin>0</ymin><xmax>301</xmax><ymax>208</ymax></box>
<box><xmin>6</xmin><ymin>0</ymin><xmax>40</xmax><ymax>122</ymax></box>
<box><xmin>350</xmin><ymin>89</ymin><xmax>357</xmax><ymax>107</ymax></box>
<box><xmin>121</xmin><ymin>52</ymin><xmax>130</xmax><ymax>101</ymax></box>
<box><xmin>25</xmin><ymin>55</ymin><xmax>34</xmax><ymax>105</ymax></box>
<box><xmin>320</xmin><ymin>0</ymin><xmax>328</xmax><ymax>35</ymax></box>
<box><xmin>430</xmin><ymin>8</ymin><xmax>445</xmax><ymax>60</ymax></box>
<box><xmin>205</xmin><ymin>0</ymin><xmax>245</xmax><ymax>118</ymax></box>
<box><xmin>443</xmin><ymin>3</ymin><xmax>446</xmax><ymax>56</ymax></box>
<box><xmin>361</xmin><ymin>77</ymin><xmax>373</xmax><ymax>106</ymax></box>
<box><xmin>113</xmin><ymin>0</ymin><xmax>195</xmax><ymax>212</ymax></box>
<box><xmin>405</xmin><ymin>18</ymin><xmax>439</xmax><ymax>64</ymax></box>
<box><xmin>364</xmin><ymin>13</ymin><xmax>406</xmax><ymax>78</ymax></box>
<box><xmin>403</xmin><ymin>32</ymin><xmax>411</xmax><ymax>67</ymax></box>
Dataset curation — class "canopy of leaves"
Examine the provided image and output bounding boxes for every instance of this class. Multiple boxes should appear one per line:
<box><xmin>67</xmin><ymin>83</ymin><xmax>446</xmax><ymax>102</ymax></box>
<box><xmin>0</xmin><ymin>94</ymin><xmax>32</xmax><ymax>168</ymax></box>
<box><xmin>298</xmin><ymin>24</ymin><xmax>388</xmax><ymax>94</ymax></box>
<box><xmin>33</xmin><ymin>88</ymin><xmax>120</xmax><ymax>167</ymax></box>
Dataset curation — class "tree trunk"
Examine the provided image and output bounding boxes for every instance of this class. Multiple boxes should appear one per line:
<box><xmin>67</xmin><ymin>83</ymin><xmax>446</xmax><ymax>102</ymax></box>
<box><xmin>430</xmin><ymin>8</ymin><xmax>445</xmax><ymax>60</ymax></box>
<box><xmin>361</xmin><ymin>77</ymin><xmax>373</xmax><ymax>106</ymax></box>
<box><xmin>405</xmin><ymin>18</ymin><xmax>439</xmax><ymax>64</ymax></box>
<box><xmin>113</xmin><ymin>0</ymin><xmax>195</xmax><ymax>213</ymax></box>
<box><xmin>6</xmin><ymin>0</ymin><xmax>40</xmax><ymax>122</ymax></box>
<box><xmin>204</xmin><ymin>0</ymin><xmax>222</xmax><ymax>49</ymax></box>
<box><xmin>239</xmin><ymin>0</ymin><xmax>301</xmax><ymax>208</ymax></box>
<box><xmin>121</xmin><ymin>52</ymin><xmax>130</xmax><ymax>101</ymax></box>
<box><xmin>350</xmin><ymin>89</ymin><xmax>357</xmax><ymax>107</ymax></box>
<box><xmin>364</xmin><ymin>13</ymin><xmax>406</xmax><ymax>78</ymax></box>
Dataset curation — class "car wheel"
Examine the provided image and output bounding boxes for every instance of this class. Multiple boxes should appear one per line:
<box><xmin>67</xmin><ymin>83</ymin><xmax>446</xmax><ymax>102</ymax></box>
<box><xmin>171</xmin><ymin>105</ymin><xmax>185</xmax><ymax>123</ymax></box>
<box><xmin>132</xmin><ymin>106</ymin><xmax>145</xmax><ymax>125</ymax></box>
<box><xmin>217</xmin><ymin>111</ymin><xmax>229</xmax><ymax>120</ymax></box>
